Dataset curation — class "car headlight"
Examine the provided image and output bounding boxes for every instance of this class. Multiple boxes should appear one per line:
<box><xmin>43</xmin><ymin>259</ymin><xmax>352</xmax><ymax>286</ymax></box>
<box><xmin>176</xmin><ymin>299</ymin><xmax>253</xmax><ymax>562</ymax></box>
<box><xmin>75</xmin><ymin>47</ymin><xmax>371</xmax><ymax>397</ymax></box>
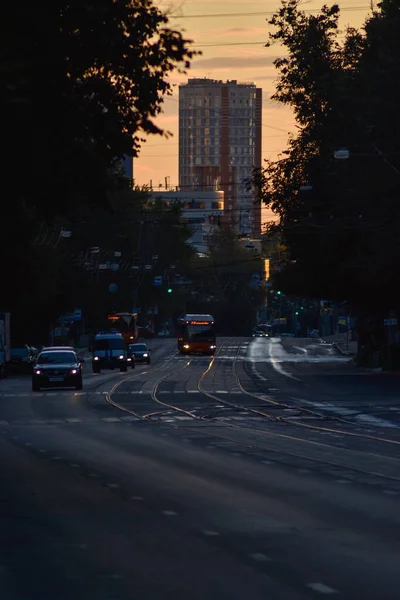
<box><xmin>127</xmin><ymin>357</ymin><xmax>132</xmax><ymax>361</ymax></box>
<box><xmin>183</xmin><ymin>344</ymin><xmax>190</xmax><ymax>349</ymax></box>
<box><xmin>34</xmin><ymin>369</ymin><xmax>41</xmax><ymax>375</ymax></box>
<box><xmin>119</xmin><ymin>355</ymin><xmax>124</xmax><ymax>360</ymax></box>
<box><xmin>143</xmin><ymin>353</ymin><xmax>148</xmax><ymax>357</ymax></box>
<box><xmin>70</xmin><ymin>369</ymin><xmax>78</xmax><ymax>374</ymax></box>
<box><xmin>210</xmin><ymin>345</ymin><xmax>216</xmax><ymax>349</ymax></box>
<box><xmin>94</xmin><ymin>356</ymin><xmax>99</xmax><ymax>361</ymax></box>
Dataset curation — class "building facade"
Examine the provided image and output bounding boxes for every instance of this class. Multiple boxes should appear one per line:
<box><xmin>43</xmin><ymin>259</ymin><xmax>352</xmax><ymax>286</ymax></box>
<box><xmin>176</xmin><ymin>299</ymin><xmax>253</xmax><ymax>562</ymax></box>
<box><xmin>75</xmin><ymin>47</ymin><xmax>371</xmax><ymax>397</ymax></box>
<box><xmin>179</xmin><ymin>78</ymin><xmax>262</xmax><ymax>237</ymax></box>
<box><xmin>150</xmin><ymin>190</ymin><xmax>224</xmax><ymax>254</ymax></box>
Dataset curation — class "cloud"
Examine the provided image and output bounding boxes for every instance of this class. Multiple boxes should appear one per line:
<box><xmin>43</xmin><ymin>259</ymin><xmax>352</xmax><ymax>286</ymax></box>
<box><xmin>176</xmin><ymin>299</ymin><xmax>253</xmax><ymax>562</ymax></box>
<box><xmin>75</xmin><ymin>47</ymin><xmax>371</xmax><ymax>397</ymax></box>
<box><xmin>191</xmin><ymin>55</ymin><xmax>279</xmax><ymax>70</ymax></box>
<box><xmin>194</xmin><ymin>26</ymin><xmax>268</xmax><ymax>41</ymax></box>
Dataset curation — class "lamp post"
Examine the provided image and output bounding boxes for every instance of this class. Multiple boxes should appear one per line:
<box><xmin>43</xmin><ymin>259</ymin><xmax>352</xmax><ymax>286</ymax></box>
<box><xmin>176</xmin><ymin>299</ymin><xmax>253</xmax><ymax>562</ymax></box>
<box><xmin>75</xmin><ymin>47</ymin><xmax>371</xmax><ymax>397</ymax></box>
<box><xmin>333</xmin><ymin>147</ymin><xmax>400</xmax><ymax>176</ymax></box>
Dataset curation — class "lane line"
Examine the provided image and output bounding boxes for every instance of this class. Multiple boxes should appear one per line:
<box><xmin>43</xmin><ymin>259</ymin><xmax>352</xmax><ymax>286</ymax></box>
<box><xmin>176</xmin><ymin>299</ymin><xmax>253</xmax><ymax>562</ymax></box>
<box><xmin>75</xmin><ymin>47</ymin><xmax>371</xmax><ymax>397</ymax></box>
<box><xmin>307</xmin><ymin>582</ymin><xmax>338</xmax><ymax>594</ymax></box>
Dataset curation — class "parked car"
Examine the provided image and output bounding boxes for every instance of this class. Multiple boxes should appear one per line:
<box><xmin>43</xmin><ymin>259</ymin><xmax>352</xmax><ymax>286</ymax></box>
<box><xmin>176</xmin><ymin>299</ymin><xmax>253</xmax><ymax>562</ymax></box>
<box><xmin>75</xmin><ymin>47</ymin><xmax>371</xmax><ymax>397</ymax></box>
<box><xmin>128</xmin><ymin>343</ymin><xmax>151</xmax><ymax>364</ymax></box>
<box><xmin>32</xmin><ymin>349</ymin><xmax>84</xmax><ymax>391</ymax></box>
<box><xmin>9</xmin><ymin>345</ymin><xmax>38</xmax><ymax>373</ymax></box>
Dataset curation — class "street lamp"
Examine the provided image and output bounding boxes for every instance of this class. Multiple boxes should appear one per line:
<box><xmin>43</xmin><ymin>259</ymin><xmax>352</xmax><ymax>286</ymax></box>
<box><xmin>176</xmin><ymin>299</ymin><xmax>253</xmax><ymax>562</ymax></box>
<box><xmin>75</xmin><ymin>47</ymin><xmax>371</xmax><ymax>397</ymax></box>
<box><xmin>333</xmin><ymin>148</ymin><xmax>350</xmax><ymax>160</ymax></box>
<box><xmin>333</xmin><ymin>146</ymin><xmax>400</xmax><ymax>176</ymax></box>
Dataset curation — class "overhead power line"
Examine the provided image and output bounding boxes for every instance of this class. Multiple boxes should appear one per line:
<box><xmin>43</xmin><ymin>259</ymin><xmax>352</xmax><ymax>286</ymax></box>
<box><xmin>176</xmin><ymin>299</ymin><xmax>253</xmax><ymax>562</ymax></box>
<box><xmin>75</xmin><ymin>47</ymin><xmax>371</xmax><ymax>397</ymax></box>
<box><xmin>170</xmin><ymin>6</ymin><xmax>370</xmax><ymax>19</ymax></box>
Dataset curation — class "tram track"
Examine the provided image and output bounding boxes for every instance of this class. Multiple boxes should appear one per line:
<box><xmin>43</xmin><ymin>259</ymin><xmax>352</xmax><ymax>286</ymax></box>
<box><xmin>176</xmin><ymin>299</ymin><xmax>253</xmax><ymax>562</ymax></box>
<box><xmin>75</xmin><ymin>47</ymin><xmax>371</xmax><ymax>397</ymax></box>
<box><xmin>104</xmin><ymin>338</ymin><xmax>400</xmax><ymax>482</ymax></box>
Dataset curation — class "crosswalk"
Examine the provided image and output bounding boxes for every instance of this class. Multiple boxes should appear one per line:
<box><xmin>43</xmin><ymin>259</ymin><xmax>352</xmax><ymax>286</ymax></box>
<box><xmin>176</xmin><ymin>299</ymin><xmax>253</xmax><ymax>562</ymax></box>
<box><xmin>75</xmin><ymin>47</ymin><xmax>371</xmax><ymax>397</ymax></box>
<box><xmin>0</xmin><ymin>415</ymin><xmax>141</xmax><ymax>426</ymax></box>
<box><xmin>0</xmin><ymin>389</ymin><xmax>246</xmax><ymax>398</ymax></box>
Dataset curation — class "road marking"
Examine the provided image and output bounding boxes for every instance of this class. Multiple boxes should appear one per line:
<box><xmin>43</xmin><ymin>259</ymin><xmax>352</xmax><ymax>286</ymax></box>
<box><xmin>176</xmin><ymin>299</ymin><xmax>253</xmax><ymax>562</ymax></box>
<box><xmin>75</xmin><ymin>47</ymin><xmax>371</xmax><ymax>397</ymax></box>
<box><xmin>107</xmin><ymin>483</ymin><xmax>120</xmax><ymax>488</ymax></box>
<box><xmin>187</xmin><ymin>390</ymin><xmax>200</xmax><ymax>393</ymax></box>
<box><xmin>17</xmin><ymin>393</ymin><xmax>30</xmax><ymax>397</ymax></box>
<box><xmin>74</xmin><ymin>392</ymin><xmax>85</xmax><ymax>396</ymax></box>
<box><xmin>0</xmin><ymin>420</ymin><xmax>9</xmax><ymax>425</ymax></box>
<box><xmin>131</xmin><ymin>496</ymin><xmax>143</xmax><ymax>501</ymax></box>
<box><xmin>202</xmin><ymin>530</ymin><xmax>220</xmax><ymax>536</ymax></box>
<box><xmin>70</xmin><ymin>463</ymin><xmax>80</xmax><ymax>468</ymax></box>
<box><xmin>52</xmin><ymin>456</ymin><xmax>61</xmax><ymax>460</ymax></box>
<box><xmin>249</xmin><ymin>553</ymin><xmax>271</xmax><ymax>562</ymax></box>
<box><xmin>65</xmin><ymin>418</ymin><xmax>82</xmax><ymax>423</ymax></box>
<box><xmin>215</xmin><ymin>390</ymin><xmax>228</xmax><ymax>393</ymax></box>
<box><xmin>336</xmin><ymin>479</ymin><xmax>351</xmax><ymax>484</ymax></box>
<box><xmin>101</xmin><ymin>417</ymin><xmax>121</xmax><ymax>422</ymax></box>
<box><xmin>162</xmin><ymin>510</ymin><xmax>178</xmax><ymax>516</ymax></box>
<box><xmin>307</xmin><ymin>582</ymin><xmax>338</xmax><ymax>594</ymax></box>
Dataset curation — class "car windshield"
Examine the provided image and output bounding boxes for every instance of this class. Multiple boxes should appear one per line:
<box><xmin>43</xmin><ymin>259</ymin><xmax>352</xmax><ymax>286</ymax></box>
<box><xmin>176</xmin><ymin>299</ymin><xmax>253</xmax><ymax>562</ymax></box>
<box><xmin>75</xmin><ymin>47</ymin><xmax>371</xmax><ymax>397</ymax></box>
<box><xmin>130</xmin><ymin>344</ymin><xmax>147</xmax><ymax>351</ymax></box>
<box><xmin>37</xmin><ymin>351</ymin><xmax>77</xmax><ymax>364</ymax></box>
<box><xmin>94</xmin><ymin>339</ymin><xmax>125</xmax><ymax>350</ymax></box>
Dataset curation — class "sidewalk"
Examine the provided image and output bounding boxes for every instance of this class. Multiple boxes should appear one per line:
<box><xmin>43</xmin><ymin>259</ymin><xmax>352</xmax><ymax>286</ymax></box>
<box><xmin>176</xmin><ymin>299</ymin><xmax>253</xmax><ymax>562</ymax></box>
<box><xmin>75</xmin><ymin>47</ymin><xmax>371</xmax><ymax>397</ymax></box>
<box><xmin>321</xmin><ymin>334</ymin><xmax>357</xmax><ymax>357</ymax></box>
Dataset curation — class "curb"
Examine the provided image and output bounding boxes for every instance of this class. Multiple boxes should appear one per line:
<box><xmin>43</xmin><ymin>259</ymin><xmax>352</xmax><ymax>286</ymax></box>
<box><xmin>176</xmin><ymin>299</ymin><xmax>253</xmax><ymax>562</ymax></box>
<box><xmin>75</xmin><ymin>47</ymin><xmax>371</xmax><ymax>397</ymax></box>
<box><xmin>333</xmin><ymin>342</ymin><xmax>355</xmax><ymax>357</ymax></box>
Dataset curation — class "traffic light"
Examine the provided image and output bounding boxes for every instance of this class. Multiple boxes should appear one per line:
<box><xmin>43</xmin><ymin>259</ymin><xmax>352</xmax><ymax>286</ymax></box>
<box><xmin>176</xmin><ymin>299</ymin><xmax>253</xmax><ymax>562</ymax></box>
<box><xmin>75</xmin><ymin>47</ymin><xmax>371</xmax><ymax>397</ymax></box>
<box><xmin>295</xmin><ymin>311</ymin><xmax>299</xmax><ymax>315</ymax></box>
<box><xmin>167</xmin><ymin>288</ymin><xmax>172</xmax><ymax>293</ymax></box>
<box><xmin>276</xmin><ymin>290</ymin><xmax>281</xmax><ymax>295</ymax></box>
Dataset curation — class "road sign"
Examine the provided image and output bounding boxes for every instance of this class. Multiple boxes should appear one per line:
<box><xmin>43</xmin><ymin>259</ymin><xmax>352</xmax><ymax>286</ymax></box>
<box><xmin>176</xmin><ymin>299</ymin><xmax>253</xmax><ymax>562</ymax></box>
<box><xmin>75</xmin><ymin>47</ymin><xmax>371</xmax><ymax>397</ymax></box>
<box><xmin>384</xmin><ymin>318</ymin><xmax>397</xmax><ymax>326</ymax></box>
<box><xmin>153</xmin><ymin>276</ymin><xmax>163</xmax><ymax>286</ymax></box>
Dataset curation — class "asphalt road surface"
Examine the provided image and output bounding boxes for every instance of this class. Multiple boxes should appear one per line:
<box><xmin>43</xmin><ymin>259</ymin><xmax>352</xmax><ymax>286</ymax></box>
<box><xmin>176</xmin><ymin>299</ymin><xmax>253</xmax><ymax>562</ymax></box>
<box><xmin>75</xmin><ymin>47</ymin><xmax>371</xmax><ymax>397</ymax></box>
<box><xmin>1</xmin><ymin>336</ymin><xmax>399</xmax><ymax>599</ymax></box>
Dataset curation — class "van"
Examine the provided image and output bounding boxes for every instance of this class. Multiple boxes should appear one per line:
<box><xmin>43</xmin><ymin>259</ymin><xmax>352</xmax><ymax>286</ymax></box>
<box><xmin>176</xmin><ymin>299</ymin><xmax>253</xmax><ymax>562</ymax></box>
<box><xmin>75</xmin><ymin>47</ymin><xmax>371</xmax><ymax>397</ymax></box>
<box><xmin>92</xmin><ymin>331</ymin><xmax>127</xmax><ymax>373</ymax></box>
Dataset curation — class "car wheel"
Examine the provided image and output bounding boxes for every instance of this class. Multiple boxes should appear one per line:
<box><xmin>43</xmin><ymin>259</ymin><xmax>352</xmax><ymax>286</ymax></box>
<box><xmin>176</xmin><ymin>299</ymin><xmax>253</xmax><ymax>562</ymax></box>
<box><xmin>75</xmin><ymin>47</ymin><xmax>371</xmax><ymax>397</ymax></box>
<box><xmin>93</xmin><ymin>365</ymin><xmax>100</xmax><ymax>374</ymax></box>
<box><xmin>147</xmin><ymin>359</ymin><xmax>151</xmax><ymax>364</ymax></box>
<box><xmin>131</xmin><ymin>363</ymin><xmax>135</xmax><ymax>369</ymax></box>
<box><xmin>75</xmin><ymin>379</ymin><xmax>83</xmax><ymax>390</ymax></box>
<box><xmin>120</xmin><ymin>365</ymin><xmax>127</xmax><ymax>372</ymax></box>
<box><xmin>32</xmin><ymin>382</ymin><xmax>40</xmax><ymax>392</ymax></box>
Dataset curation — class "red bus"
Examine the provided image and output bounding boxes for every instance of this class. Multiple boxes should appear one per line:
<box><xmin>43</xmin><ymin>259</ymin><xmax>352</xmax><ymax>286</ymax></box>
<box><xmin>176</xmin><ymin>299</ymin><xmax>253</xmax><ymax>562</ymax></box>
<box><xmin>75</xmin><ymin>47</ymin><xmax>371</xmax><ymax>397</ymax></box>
<box><xmin>107</xmin><ymin>312</ymin><xmax>138</xmax><ymax>344</ymax></box>
<box><xmin>177</xmin><ymin>314</ymin><xmax>216</xmax><ymax>355</ymax></box>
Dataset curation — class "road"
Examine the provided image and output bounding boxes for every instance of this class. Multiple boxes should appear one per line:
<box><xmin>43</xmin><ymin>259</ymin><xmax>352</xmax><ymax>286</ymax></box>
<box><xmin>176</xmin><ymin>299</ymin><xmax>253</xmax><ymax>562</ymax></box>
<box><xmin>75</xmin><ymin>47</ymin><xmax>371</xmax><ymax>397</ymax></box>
<box><xmin>1</xmin><ymin>336</ymin><xmax>399</xmax><ymax>599</ymax></box>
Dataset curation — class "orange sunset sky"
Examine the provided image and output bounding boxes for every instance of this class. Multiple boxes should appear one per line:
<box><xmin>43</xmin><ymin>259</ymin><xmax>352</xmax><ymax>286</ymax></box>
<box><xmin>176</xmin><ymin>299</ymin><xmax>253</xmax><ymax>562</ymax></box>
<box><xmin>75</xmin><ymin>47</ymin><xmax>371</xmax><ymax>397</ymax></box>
<box><xmin>134</xmin><ymin>0</ymin><xmax>372</xmax><ymax>223</ymax></box>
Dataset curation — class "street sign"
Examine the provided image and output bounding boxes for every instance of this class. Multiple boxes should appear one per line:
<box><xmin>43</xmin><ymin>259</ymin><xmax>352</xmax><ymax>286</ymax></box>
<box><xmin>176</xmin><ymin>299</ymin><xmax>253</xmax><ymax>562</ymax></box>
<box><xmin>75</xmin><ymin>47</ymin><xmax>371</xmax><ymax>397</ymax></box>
<box><xmin>153</xmin><ymin>276</ymin><xmax>163</xmax><ymax>286</ymax></box>
<box><xmin>384</xmin><ymin>318</ymin><xmax>397</xmax><ymax>326</ymax></box>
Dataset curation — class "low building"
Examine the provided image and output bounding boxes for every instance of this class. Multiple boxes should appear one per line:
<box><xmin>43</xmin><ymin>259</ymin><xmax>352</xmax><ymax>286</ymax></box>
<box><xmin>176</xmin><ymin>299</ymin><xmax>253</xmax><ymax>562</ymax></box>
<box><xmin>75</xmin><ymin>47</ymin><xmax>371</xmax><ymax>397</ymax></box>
<box><xmin>150</xmin><ymin>190</ymin><xmax>224</xmax><ymax>254</ymax></box>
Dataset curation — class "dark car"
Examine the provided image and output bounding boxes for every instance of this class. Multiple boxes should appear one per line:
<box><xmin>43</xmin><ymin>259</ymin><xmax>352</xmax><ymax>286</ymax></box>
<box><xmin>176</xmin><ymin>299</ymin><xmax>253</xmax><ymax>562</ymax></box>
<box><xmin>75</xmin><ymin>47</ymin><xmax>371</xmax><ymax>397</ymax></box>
<box><xmin>32</xmin><ymin>350</ymin><xmax>84</xmax><ymax>391</ymax></box>
<box><xmin>9</xmin><ymin>345</ymin><xmax>38</xmax><ymax>373</ymax></box>
<box><xmin>138</xmin><ymin>326</ymin><xmax>155</xmax><ymax>339</ymax></box>
<box><xmin>128</xmin><ymin>343</ymin><xmax>151</xmax><ymax>364</ymax></box>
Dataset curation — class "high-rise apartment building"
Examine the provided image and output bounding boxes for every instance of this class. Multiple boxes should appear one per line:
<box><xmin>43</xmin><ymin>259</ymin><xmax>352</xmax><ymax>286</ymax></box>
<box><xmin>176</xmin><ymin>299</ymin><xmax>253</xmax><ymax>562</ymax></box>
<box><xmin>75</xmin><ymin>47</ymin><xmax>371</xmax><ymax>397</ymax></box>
<box><xmin>179</xmin><ymin>78</ymin><xmax>262</xmax><ymax>237</ymax></box>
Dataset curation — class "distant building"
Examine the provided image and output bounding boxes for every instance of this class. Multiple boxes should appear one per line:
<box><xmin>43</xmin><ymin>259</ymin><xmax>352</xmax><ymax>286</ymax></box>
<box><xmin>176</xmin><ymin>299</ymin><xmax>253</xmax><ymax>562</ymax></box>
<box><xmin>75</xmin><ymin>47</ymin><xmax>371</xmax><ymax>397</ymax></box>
<box><xmin>150</xmin><ymin>189</ymin><xmax>224</xmax><ymax>254</ymax></box>
<box><xmin>179</xmin><ymin>78</ymin><xmax>262</xmax><ymax>237</ymax></box>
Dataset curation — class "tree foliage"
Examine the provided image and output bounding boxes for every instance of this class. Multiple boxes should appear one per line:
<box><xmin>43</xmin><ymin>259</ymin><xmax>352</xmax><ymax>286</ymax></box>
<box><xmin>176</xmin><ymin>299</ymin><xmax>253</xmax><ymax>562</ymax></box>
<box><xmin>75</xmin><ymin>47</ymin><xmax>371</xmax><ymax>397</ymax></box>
<box><xmin>257</xmin><ymin>0</ymin><xmax>400</xmax><ymax>314</ymax></box>
<box><xmin>3</xmin><ymin>0</ymin><xmax>196</xmax><ymax>220</ymax></box>
<box><xmin>1</xmin><ymin>0</ymin><xmax>197</xmax><ymax>340</ymax></box>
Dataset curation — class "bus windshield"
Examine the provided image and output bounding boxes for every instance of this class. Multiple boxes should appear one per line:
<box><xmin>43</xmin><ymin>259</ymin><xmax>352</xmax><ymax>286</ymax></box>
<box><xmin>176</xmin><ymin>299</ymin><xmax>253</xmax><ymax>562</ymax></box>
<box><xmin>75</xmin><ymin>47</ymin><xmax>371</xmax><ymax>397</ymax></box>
<box><xmin>108</xmin><ymin>317</ymin><xmax>133</xmax><ymax>332</ymax></box>
<box><xmin>184</xmin><ymin>325</ymin><xmax>215</xmax><ymax>341</ymax></box>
